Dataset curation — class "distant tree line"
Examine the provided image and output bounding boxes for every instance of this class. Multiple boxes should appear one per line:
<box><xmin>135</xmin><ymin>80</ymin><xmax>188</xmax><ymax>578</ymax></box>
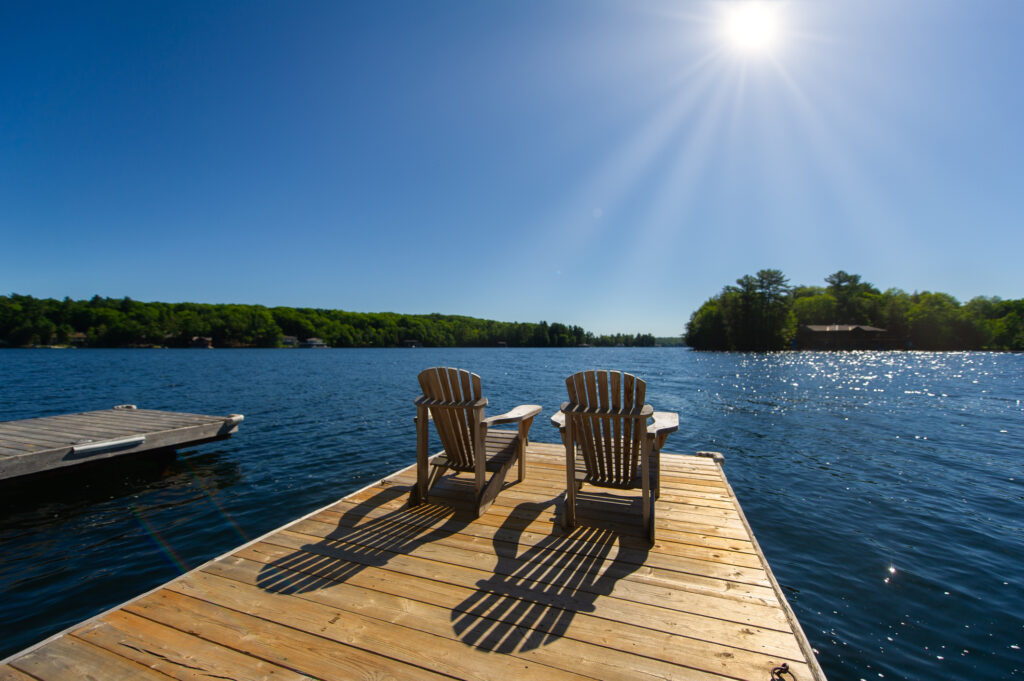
<box><xmin>0</xmin><ymin>294</ymin><xmax>660</xmax><ymax>349</ymax></box>
<box><xmin>684</xmin><ymin>269</ymin><xmax>1024</xmax><ymax>351</ymax></box>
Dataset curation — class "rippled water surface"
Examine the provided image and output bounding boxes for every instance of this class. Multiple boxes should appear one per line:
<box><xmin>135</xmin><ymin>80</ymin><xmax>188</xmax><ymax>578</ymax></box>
<box><xmin>1</xmin><ymin>348</ymin><xmax>1021</xmax><ymax>679</ymax></box>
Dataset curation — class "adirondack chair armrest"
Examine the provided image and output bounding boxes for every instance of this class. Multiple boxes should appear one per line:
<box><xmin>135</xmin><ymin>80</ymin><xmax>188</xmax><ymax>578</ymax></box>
<box><xmin>550</xmin><ymin>410</ymin><xmax>566</xmax><ymax>431</ymax></box>
<box><xmin>647</xmin><ymin>411</ymin><xmax>679</xmax><ymax>438</ymax></box>
<box><xmin>483</xmin><ymin>404</ymin><xmax>542</xmax><ymax>427</ymax></box>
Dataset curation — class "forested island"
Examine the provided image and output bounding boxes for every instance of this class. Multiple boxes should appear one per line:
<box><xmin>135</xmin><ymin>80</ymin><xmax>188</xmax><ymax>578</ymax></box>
<box><xmin>684</xmin><ymin>269</ymin><xmax>1024</xmax><ymax>351</ymax></box>
<box><xmin>0</xmin><ymin>294</ymin><xmax>664</xmax><ymax>348</ymax></box>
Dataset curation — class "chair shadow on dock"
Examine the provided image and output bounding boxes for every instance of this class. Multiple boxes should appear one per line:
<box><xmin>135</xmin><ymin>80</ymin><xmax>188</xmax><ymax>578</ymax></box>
<box><xmin>254</xmin><ymin>474</ymin><xmax>651</xmax><ymax>656</ymax></box>
<box><xmin>255</xmin><ymin>482</ymin><xmax>467</xmax><ymax>594</ymax></box>
<box><xmin>451</xmin><ymin>489</ymin><xmax>650</xmax><ymax>654</ymax></box>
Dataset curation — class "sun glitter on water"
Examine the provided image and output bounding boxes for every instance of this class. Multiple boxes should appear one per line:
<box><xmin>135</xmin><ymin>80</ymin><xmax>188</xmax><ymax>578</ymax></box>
<box><xmin>722</xmin><ymin>1</ymin><xmax>782</xmax><ymax>55</ymax></box>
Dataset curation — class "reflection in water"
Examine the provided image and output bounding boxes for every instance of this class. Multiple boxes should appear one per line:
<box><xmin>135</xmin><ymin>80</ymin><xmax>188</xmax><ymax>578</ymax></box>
<box><xmin>0</xmin><ymin>449</ymin><xmax>240</xmax><ymax>528</ymax></box>
<box><xmin>179</xmin><ymin>453</ymin><xmax>249</xmax><ymax>544</ymax></box>
<box><xmin>0</xmin><ymin>447</ymin><xmax>246</xmax><ymax>658</ymax></box>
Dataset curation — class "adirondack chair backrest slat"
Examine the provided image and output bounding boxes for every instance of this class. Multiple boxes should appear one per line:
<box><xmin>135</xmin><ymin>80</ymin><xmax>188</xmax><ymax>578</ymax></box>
<box><xmin>418</xmin><ymin>367</ymin><xmax>483</xmax><ymax>470</ymax></box>
<box><xmin>564</xmin><ymin>370</ymin><xmax>649</xmax><ymax>487</ymax></box>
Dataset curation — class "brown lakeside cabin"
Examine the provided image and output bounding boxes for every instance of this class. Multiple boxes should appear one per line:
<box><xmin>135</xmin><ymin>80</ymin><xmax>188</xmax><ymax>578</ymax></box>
<box><xmin>797</xmin><ymin>324</ymin><xmax>888</xmax><ymax>350</ymax></box>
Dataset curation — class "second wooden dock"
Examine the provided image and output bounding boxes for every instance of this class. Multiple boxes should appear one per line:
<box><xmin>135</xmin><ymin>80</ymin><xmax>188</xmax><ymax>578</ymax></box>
<box><xmin>0</xmin><ymin>442</ymin><xmax>826</xmax><ymax>680</ymax></box>
<box><xmin>0</xmin><ymin>407</ymin><xmax>244</xmax><ymax>481</ymax></box>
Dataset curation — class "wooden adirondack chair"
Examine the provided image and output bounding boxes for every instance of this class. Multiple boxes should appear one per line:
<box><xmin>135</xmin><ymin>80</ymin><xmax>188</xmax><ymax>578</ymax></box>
<box><xmin>412</xmin><ymin>367</ymin><xmax>542</xmax><ymax>517</ymax></box>
<box><xmin>551</xmin><ymin>370</ymin><xmax>678</xmax><ymax>543</ymax></box>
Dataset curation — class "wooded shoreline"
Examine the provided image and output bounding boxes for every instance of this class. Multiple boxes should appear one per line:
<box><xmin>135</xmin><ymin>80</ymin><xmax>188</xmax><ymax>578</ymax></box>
<box><xmin>0</xmin><ymin>294</ymin><xmax>671</xmax><ymax>349</ymax></box>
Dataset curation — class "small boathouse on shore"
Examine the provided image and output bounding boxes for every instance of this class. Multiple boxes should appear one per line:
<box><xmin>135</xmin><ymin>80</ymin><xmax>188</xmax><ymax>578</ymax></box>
<box><xmin>797</xmin><ymin>324</ymin><xmax>890</xmax><ymax>350</ymax></box>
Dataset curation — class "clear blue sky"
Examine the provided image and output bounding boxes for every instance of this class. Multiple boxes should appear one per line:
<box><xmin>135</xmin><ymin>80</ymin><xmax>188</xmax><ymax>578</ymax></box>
<box><xmin>2</xmin><ymin>1</ymin><xmax>1021</xmax><ymax>336</ymax></box>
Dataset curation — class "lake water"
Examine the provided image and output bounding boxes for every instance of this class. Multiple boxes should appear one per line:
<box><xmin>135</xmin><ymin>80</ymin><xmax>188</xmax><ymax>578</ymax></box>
<box><xmin>0</xmin><ymin>348</ymin><xmax>1021</xmax><ymax>679</ymax></box>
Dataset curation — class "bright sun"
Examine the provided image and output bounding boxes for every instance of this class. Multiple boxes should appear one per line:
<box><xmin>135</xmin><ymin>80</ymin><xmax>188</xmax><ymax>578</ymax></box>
<box><xmin>722</xmin><ymin>2</ymin><xmax>782</xmax><ymax>55</ymax></box>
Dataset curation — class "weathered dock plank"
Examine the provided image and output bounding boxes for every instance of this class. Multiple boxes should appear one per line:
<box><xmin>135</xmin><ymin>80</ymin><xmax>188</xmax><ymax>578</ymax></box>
<box><xmin>75</xmin><ymin>610</ymin><xmax>308</xmax><ymax>681</ymax></box>
<box><xmin>0</xmin><ymin>407</ymin><xmax>244</xmax><ymax>481</ymax></box>
<box><xmin>1</xmin><ymin>441</ymin><xmax>825</xmax><ymax>681</ymax></box>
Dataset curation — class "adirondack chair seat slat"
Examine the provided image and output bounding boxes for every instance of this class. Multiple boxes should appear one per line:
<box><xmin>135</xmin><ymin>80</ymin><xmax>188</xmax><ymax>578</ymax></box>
<box><xmin>430</xmin><ymin>452</ymin><xmax>516</xmax><ymax>474</ymax></box>
<box><xmin>431</xmin><ymin>430</ymin><xmax>518</xmax><ymax>473</ymax></box>
<box><xmin>573</xmin><ymin>460</ymin><xmax>645</xmax><ymax>488</ymax></box>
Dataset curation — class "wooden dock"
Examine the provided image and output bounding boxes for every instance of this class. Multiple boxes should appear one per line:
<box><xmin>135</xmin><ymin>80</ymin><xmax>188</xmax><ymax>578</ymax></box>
<box><xmin>0</xmin><ymin>407</ymin><xmax>244</xmax><ymax>482</ymax></box>
<box><xmin>0</xmin><ymin>442</ymin><xmax>826</xmax><ymax>681</ymax></box>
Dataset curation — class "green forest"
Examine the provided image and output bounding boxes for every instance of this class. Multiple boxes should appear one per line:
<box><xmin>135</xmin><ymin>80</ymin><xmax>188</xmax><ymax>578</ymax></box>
<box><xmin>684</xmin><ymin>269</ymin><xmax>1024</xmax><ymax>351</ymax></box>
<box><xmin>0</xmin><ymin>294</ymin><xmax>658</xmax><ymax>349</ymax></box>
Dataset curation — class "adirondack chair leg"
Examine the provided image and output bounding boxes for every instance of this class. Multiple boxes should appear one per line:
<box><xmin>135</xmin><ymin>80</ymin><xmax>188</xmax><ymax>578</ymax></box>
<box><xmin>517</xmin><ymin>417</ymin><xmax>533</xmax><ymax>482</ymax></box>
<box><xmin>427</xmin><ymin>461</ymin><xmax>448</xmax><ymax>492</ymax></box>
<box><xmin>517</xmin><ymin>441</ymin><xmax>525</xmax><ymax>482</ymax></box>
<box><xmin>651</xmin><ymin>445</ymin><xmax>661</xmax><ymax>500</ymax></box>
<box><xmin>413</xmin><ymin>406</ymin><xmax>429</xmax><ymax>506</ymax></box>
<box><xmin>561</xmin><ymin>429</ymin><xmax>582</xmax><ymax>492</ymax></box>
<box><xmin>642</xmin><ymin>437</ymin><xmax>653</xmax><ymax>545</ymax></box>
<box><xmin>649</xmin><ymin>492</ymin><xmax>656</xmax><ymax>544</ymax></box>
<box><xmin>478</xmin><ymin>455</ymin><xmax>514</xmax><ymax>517</ymax></box>
<box><xmin>473</xmin><ymin>414</ymin><xmax>487</xmax><ymax>514</ymax></box>
<box><xmin>653</xmin><ymin>431</ymin><xmax>671</xmax><ymax>499</ymax></box>
<box><xmin>563</xmin><ymin>427</ymin><xmax>577</xmax><ymax>531</ymax></box>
